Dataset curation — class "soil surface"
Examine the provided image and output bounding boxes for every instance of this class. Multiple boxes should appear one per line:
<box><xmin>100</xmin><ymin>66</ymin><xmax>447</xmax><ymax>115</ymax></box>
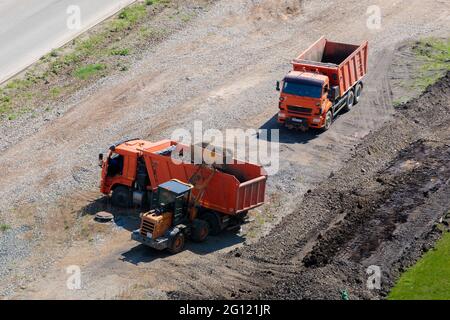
<box><xmin>236</xmin><ymin>72</ymin><xmax>450</xmax><ymax>299</ymax></box>
<box><xmin>0</xmin><ymin>0</ymin><xmax>449</xmax><ymax>299</ymax></box>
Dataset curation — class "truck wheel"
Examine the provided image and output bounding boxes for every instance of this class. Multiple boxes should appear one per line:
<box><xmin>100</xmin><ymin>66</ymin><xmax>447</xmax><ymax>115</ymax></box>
<box><xmin>168</xmin><ymin>232</ymin><xmax>185</xmax><ymax>254</ymax></box>
<box><xmin>344</xmin><ymin>91</ymin><xmax>355</xmax><ymax>112</ymax></box>
<box><xmin>322</xmin><ymin>111</ymin><xmax>333</xmax><ymax>131</ymax></box>
<box><xmin>191</xmin><ymin>219</ymin><xmax>209</xmax><ymax>242</ymax></box>
<box><xmin>111</xmin><ymin>186</ymin><xmax>131</xmax><ymax>207</ymax></box>
<box><xmin>202</xmin><ymin>211</ymin><xmax>222</xmax><ymax>236</ymax></box>
<box><xmin>354</xmin><ymin>83</ymin><xmax>363</xmax><ymax>104</ymax></box>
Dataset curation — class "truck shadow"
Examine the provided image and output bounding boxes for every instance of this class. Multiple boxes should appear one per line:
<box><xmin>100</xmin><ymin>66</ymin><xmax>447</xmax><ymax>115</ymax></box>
<box><xmin>81</xmin><ymin>197</ymin><xmax>246</xmax><ymax>263</ymax></box>
<box><xmin>120</xmin><ymin>231</ymin><xmax>245</xmax><ymax>265</ymax></box>
<box><xmin>258</xmin><ymin>113</ymin><xmax>323</xmax><ymax>144</ymax></box>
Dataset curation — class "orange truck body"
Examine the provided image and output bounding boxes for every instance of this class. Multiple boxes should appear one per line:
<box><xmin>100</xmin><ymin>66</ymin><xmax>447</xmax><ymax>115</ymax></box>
<box><xmin>277</xmin><ymin>36</ymin><xmax>368</xmax><ymax>130</ymax></box>
<box><xmin>100</xmin><ymin>139</ymin><xmax>267</xmax><ymax>215</ymax></box>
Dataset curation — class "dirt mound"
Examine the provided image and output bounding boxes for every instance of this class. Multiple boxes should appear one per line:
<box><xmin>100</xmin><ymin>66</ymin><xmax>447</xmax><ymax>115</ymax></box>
<box><xmin>249</xmin><ymin>0</ymin><xmax>302</xmax><ymax>22</ymax></box>
<box><xmin>303</xmin><ymin>139</ymin><xmax>450</xmax><ymax>268</ymax></box>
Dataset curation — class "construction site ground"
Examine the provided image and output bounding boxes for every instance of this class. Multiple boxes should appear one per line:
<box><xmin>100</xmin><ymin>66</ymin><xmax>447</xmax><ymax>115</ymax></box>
<box><xmin>0</xmin><ymin>0</ymin><xmax>449</xmax><ymax>299</ymax></box>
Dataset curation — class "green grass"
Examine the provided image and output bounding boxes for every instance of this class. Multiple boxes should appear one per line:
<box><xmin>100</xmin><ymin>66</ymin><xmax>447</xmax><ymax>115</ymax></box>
<box><xmin>388</xmin><ymin>231</ymin><xmax>450</xmax><ymax>300</ymax></box>
<box><xmin>119</xmin><ymin>4</ymin><xmax>147</xmax><ymax>23</ymax></box>
<box><xmin>110</xmin><ymin>48</ymin><xmax>130</xmax><ymax>56</ymax></box>
<box><xmin>179</xmin><ymin>12</ymin><xmax>193</xmax><ymax>23</ymax></box>
<box><xmin>145</xmin><ymin>0</ymin><xmax>171</xmax><ymax>5</ymax></box>
<box><xmin>50</xmin><ymin>87</ymin><xmax>62</xmax><ymax>98</ymax></box>
<box><xmin>108</xmin><ymin>2</ymin><xmax>159</xmax><ymax>32</ymax></box>
<box><xmin>412</xmin><ymin>38</ymin><xmax>450</xmax><ymax>90</ymax></box>
<box><xmin>76</xmin><ymin>34</ymin><xmax>104</xmax><ymax>53</ymax></box>
<box><xmin>139</xmin><ymin>26</ymin><xmax>167</xmax><ymax>40</ymax></box>
<box><xmin>73</xmin><ymin>63</ymin><xmax>105</xmax><ymax>80</ymax></box>
<box><xmin>0</xmin><ymin>93</ymin><xmax>12</xmax><ymax>116</ymax></box>
<box><xmin>110</xmin><ymin>4</ymin><xmax>147</xmax><ymax>32</ymax></box>
<box><xmin>0</xmin><ymin>224</ymin><xmax>11</xmax><ymax>232</ymax></box>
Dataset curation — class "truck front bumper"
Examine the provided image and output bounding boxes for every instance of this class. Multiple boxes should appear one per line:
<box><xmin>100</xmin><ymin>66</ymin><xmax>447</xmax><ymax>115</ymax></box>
<box><xmin>286</xmin><ymin>117</ymin><xmax>310</xmax><ymax>131</ymax></box>
<box><xmin>131</xmin><ymin>230</ymin><xmax>169</xmax><ymax>250</ymax></box>
<box><xmin>279</xmin><ymin>115</ymin><xmax>324</xmax><ymax>130</ymax></box>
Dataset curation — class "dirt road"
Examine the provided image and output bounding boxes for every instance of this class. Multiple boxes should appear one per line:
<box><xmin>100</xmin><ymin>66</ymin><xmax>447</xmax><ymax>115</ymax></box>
<box><xmin>1</xmin><ymin>0</ymin><xmax>449</xmax><ymax>299</ymax></box>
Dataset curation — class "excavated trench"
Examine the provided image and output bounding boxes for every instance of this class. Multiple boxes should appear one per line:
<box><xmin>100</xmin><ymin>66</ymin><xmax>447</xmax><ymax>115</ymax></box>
<box><xmin>303</xmin><ymin>140</ymin><xmax>450</xmax><ymax>268</ymax></box>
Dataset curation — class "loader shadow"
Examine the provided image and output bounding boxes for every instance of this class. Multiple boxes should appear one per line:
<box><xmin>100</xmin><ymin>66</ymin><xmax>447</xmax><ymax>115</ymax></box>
<box><xmin>81</xmin><ymin>196</ymin><xmax>143</xmax><ymax>232</ymax></box>
<box><xmin>82</xmin><ymin>196</ymin><xmax>245</xmax><ymax>263</ymax></box>
<box><xmin>120</xmin><ymin>244</ymin><xmax>171</xmax><ymax>264</ymax></box>
<box><xmin>258</xmin><ymin>113</ymin><xmax>328</xmax><ymax>144</ymax></box>
<box><xmin>120</xmin><ymin>231</ymin><xmax>245</xmax><ymax>265</ymax></box>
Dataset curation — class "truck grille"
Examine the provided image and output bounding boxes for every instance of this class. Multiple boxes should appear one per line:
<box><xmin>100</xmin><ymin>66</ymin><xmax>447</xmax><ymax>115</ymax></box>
<box><xmin>140</xmin><ymin>219</ymin><xmax>155</xmax><ymax>236</ymax></box>
<box><xmin>287</xmin><ymin>105</ymin><xmax>312</xmax><ymax>115</ymax></box>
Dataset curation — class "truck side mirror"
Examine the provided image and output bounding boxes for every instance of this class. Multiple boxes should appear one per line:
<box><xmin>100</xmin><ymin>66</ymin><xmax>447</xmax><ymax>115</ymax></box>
<box><xmin>276</xmin><ymin>81</ymin><xmax>280</xmax><ymax>92</ymax></box>
<box><xmin>98</xmin><ymin>153</ymin><xmax>104</xmax><ymax>167</ymax></box>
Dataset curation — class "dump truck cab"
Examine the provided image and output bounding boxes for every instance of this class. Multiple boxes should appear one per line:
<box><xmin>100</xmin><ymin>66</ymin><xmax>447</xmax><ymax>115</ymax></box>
<box><xmin>99</xmin><ymin>139</ymin><xmax>162</xmax><ymax>208</ymax></box>
<box><xmin>277</xmin><ymin>71</ymin><xmax>332</xmax><ymax>130</ymax></box>
<box><xmin>99</xmin><ymin>147</ymin><xmax>137</xmax><ymax>193</ymax></box>
<box><xmin>132</xmin><ymin>179</ymin><xmax>210</xmax><ymax>254</ymax></box>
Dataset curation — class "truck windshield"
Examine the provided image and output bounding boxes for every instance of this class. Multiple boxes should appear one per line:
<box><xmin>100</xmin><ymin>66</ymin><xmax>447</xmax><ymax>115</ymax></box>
<box><xmin>283</xmin><ymin>81</ymin><xmax>323</xmax><ymax>99</ymax></box>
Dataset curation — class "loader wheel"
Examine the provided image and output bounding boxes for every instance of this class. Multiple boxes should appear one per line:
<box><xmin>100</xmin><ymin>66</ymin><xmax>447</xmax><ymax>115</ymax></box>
<box><xmin>322</xmin><ymin>111</ymin><xmax>333</xmax><ymax>131</ymax></box>
<box><xmin>191</xmin><ymin>219</ymin><xmax>209</xmax><ymax>242</ymax></box>
<box><xmin>354</xmin><ymin>83</ymin><xmax>363</xmax><ymax>104</ymax></box>
<box><xmin>344</xmin><ymin>90</ymin><xmax>355</xmax><ymax>112</ymax></box>
<box><xmin>202</xmin><ymin>211</ymin><xmax>222</xmax><ymax>236</ymax></box>
<box><xmin>111</xmin><ymin>186</ymin><xmax>131</xmax><ymax>207</ymax></box>
<box><xmin>168</xmin><ymin>232</ymin><xmax>185</xmax><ymax>254</ymax></box>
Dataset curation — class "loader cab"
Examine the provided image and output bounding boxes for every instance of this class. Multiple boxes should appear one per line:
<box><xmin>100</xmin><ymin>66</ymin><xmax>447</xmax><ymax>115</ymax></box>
<box><xmin>153</xmin><ymin>180</ymin><xmax>193</xmax><ymax>225</ymax></box>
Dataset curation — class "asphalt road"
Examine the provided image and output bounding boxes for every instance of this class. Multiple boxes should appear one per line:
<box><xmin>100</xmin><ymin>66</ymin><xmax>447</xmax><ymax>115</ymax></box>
<box><xmin>0</xmin><ymin>0</ymin><xmax>136</xmax><ymax>84</ymax></box>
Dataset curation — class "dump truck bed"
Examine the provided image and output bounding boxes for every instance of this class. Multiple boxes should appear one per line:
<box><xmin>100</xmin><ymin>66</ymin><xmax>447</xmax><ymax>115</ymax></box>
<box><xmin>292</xmin><ymin>37</ymin><xmax>368</xmax><ymax>95</ymax></box>
<box><xmin>138</xmin><ymin>140</ymin><xmax>267</xmax><ymax>215</ymax></box>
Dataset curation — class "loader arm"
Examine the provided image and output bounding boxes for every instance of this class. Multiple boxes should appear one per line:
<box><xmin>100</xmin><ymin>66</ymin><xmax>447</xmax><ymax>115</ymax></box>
<box><xmin>188</xmin><ymin>165</ymin><xmax>216</xmax><ymax>221</ymax></box>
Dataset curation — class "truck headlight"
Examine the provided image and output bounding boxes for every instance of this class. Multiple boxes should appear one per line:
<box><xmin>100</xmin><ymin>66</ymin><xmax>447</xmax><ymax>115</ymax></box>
<box><xmin>312</xmin><ymin>117</ymin><xmax>321</xmax><ymax>123</ymax></box>
<box><xmin>278</xmin><ymin>112</ymin><xmax>286</xmax><ymax>118</ymax></box>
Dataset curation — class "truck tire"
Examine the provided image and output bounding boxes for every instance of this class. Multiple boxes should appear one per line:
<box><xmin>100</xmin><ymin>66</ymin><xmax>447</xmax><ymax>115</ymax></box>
<box><xmin>168</xmin><ymin>232</ymin><xmax>185</xmax><ymax>254</ymax></box>
<box><xmin>354</xmin><ymin>83</ymin><xmax>363</xmax><ymax>104</ymax></box>
<box><xmin>322</xmin><ymin>111</ymin><xmax>333</xmax><ymax>131</ymax></box>
<box><xmin>111</xmin><ymin>186</ymin><xmax>131</xmax><ymax>207</ymax></box>
<box><xmin>191</xmin><ymin>219</ymin><xmax>209</xmax><ymax>242</ymax></box>
<box><xmin>202</xmin><ymin>211</ymin><xmax>222</xmax><ymax>236</ymax></box>
<box><xmin>344</xmin><ymin>90</ymin><xmax>355</xmax><ymax>112</ymax></box>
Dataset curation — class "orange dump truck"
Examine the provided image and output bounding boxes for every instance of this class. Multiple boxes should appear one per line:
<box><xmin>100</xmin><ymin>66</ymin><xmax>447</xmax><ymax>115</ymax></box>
<box><xmin>277</xmin><ymin>36</ymin><xmax>368</xmax><ymax>131</ymax></box>
<box><xmin>99</xmin><ymin>139</ymin><xmax>267</xmax><ymax>252</ymax></box>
